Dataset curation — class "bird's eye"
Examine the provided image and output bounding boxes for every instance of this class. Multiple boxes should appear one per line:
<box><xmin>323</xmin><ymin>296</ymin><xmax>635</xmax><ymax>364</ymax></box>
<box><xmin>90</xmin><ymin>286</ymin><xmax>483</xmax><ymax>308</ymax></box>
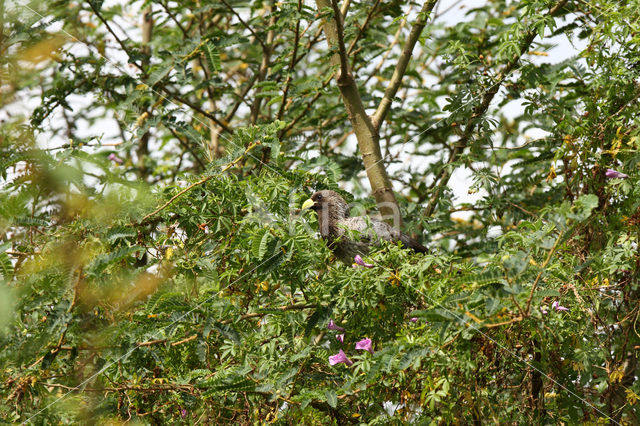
<box><xmin>316</xmin><ymin>194</ymin><xmax>323</xmax><ymax>201</ymax></box>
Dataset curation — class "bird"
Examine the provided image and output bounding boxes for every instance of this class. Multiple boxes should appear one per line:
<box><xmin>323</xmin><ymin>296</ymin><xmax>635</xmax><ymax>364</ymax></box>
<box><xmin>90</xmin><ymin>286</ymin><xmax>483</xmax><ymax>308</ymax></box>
<box><xmin>301</xmin><ymin>190</ymin><xmax>428</xmax><ymax>262</ymax></box>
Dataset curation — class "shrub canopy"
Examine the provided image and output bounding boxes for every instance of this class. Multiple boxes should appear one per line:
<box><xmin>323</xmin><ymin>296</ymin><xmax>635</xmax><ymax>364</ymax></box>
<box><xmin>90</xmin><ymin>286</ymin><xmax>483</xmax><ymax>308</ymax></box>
<box><xmin>1</xmin><ymin>0</ymin><xmax>639</xmax><ymax>423</ymax></box>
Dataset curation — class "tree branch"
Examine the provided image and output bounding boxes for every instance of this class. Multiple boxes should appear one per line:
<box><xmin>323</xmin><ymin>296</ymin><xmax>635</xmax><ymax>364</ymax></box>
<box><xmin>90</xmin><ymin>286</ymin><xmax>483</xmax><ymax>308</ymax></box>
<box><xmin>38</xmin><ymin>381</ymin><xmax>196</xmax><ymax>394</ymax></box>
<box><xmin>328</xmin><ymin>0</ymin><xmax>350</xmax><ymax>80</ymax></box>
<box><xmin>371</xmin><ymin>0</ymin><xmax>438</xmax><ymax>131</ymax></box>
<box><xmin>135</xmin><ymin>303</ymin><xmax>315</xmax><ymax>347</ymax></box>
<box><xmin>362</xmin><ymin>7</ymin><xmax>409</xmax><ymax>87</ymax></box>
<box><xmin>524</xmin><ymin>231</ymin><xmax>563</xmax><ymax>315</ymax></box>
<box><xmin>223</xmin><ymin>73</ymin><xmax>259</xmax><ymax>127</ymax></box>
<box><xmin>315</xmin><ymin>0</ymin><xmax>401</xmax><ymax>222</ymax></box>
<box><xmin>166</xmin><ymin>90</ymin><xmax>233</xmax><ymax>133</ymax></box>
<box><xmin>87</xmin><ymin>1</ymin><xmax>142</xmax><ymax>71</ymax></box>
<box><xmin>220</xmin><ymin>302</ymin><xmax>315</xmax><ymax>325</ymax></box>
<box><xmin>159</xmin><ymin>0</ymin><xmax>188</xmax><ymax>37</ymax></box>
<box><xmin>165</xmin><ymin>125</ymin><xmax>207</xmax><ymax>169</ymax></box>
<box><xmin>137</xmin><ymin>4</ymin><xmax>153</xmax><ymax>178</ymax></box>
<box><xmin>346</xmin><ymin>0</ymin><xmax>381</xmax><ymax>61</ymax></box>
<box><xmin>250</xmin><ymin>2</ymin><xmax>278</xmax><ymax>125</ymax></box>
<box><xmin>277</xmin><ymin>0</ymin><xmax>302</xmax><ymax>120</ymax></box>
<box><xmin>26</xmin><ymin>269</ymin><xmax>83</xmax><ymax>370</ymax></box>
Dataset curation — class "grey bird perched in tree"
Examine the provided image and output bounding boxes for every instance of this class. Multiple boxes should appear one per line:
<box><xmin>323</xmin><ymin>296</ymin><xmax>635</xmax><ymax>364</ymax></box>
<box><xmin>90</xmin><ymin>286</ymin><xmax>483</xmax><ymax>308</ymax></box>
<box><xmin>301</xmin><ymin>190</ymin><xmax>428</xmax><ymax>262</ymax></box>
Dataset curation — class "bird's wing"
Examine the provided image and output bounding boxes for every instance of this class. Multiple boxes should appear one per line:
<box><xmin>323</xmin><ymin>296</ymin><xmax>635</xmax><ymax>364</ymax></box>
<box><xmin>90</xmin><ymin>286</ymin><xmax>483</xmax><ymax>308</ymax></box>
<box><xmin>337</xmin><ymin>217</ymin><xmax>378</xmax><ymax>242</ymax></box>
<box><xmin>338</xmin><ymin>217</ymin><xmax>428</xmax><ymax>252</ymax></box>
<box><xmin>398</xmin><ymin>231</ymin><xmax>429</xmax><ymax>253</ymax></box>
<box><xmin>337</xmin><ymin>217</ymin><xmax>401</xmax><ymax>242</ymax></box>
<box><xmin>336</xmin><ymin>217</ymin><xmax>368</xmax><ymax>239</ymax></box>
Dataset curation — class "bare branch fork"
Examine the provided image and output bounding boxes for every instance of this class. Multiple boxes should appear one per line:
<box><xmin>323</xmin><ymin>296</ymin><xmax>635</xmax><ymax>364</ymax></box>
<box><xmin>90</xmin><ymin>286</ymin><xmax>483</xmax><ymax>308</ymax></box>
<box><xmin>315</xmin><ymin>0</ymin><xmax>441</xmax><ymax>224</ymax></box>
<box><xmin>315</xmin><ymin>0</ymin><xmax>402</xmax><ymax>221</ymax></box>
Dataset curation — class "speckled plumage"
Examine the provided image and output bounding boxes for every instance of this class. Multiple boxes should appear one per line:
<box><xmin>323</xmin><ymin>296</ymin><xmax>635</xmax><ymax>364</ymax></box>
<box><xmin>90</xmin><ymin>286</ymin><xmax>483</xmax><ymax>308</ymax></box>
<box><xmin>306</xmin><ymin>190</ymin><xmax>428</xmax><ymax>262</ymax></box>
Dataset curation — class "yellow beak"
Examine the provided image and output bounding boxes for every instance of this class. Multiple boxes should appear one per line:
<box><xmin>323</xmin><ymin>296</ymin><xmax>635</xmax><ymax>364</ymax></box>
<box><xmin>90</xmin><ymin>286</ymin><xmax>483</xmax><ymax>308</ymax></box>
<box><xmin>301</xmin><ymin>198</ymin><xmax>315</xmax><ymax>210</ymax></box>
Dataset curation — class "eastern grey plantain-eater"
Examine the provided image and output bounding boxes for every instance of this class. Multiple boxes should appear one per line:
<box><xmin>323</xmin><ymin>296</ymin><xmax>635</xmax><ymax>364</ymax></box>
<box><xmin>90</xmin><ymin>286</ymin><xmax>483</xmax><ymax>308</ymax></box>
<box><xmin>301</xmin><ymin>190</ymin><xmax>428</xmax><ymax>262</ymax></box>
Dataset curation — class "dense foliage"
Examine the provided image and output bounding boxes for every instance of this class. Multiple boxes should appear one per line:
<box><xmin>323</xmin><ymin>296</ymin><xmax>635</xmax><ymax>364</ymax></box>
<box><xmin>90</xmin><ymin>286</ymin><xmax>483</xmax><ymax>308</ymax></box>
<box><xmin>1</xmin><ymin>0</ymin><xmax>639</xmax><ymax>423</ymax></box>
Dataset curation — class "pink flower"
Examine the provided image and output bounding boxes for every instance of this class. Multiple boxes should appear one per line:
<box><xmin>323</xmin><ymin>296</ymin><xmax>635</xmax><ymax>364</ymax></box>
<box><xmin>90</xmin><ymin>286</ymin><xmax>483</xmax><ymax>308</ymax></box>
<box><xmin>409</xmin><ymin>317</ymin><xmax>418</xmax><ymax>323</ymax></box>
<box><xmin>353</xmin><ymin>255</ymin><xmax>374</xmax><ymax>268</ymax></box>
<box><xmin>108</xmin><ymin>153</ymin><xmax>124</xmax><ymax>164</ymax></box>
<box><xmin>327</xmin><ymin>319</ymin><xmax>345</xmax><ymax>332</ymax></box>
<box><xmin>336</xmin><ymin>334</ymin><xmax>344</xmax><ymax>343</ymax></box>
<box><xmin>541</xmin><ymin>306</ymin><xmax>548</xmax><ymax>315</ymax></box>
<box><xmin>605</xmin><ymin>169</ymin><xmax>628</xmax><ymax>179</ymax></box>
<box><xmin>355</xmin><ymin>338</ymin><xmax>373</xmax><ymax>354</ymax></box>
<box><xmin>552</xmin><ymin>301</ymin><xmax>569</xmax><ymax>312</ymax></box>
<box><xmin>329</xmin><ymin>349</ymin><xmax>353</xmax><ymax>366</ymax></box>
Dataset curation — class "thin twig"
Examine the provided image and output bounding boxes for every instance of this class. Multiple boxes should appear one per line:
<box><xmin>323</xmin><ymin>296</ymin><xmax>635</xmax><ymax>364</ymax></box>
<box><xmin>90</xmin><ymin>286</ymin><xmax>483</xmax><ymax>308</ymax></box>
<box><xmin>220</xmin><ymin>303</ymin><xmax>315</xmax><ymax>325</ymax></box>
<box><xmin>371</xmin><ymin>0</ymin><xmax>438</xmax><ymax>131</ymax></box>
<box><xmin>362</xmin><ymin>11</ymin><xmax>409</xmax><ymax>87</ymax></box>
<box><xmin>87</xmin><ymin>1</ymin><xmax>142</xmax><ymax>71</ymax></box>
<box><xmin>484</xmin><ymin>316</ymin><xmax>523</xmax><ymax>328</ymax></box>
<box><xmin>346</xmin><ymin>0</ymin><xmax>381</xmax><ymax>61</ymax></box>
<box><xmin>171</xmin><ymin>334</ymin><xmax>198</xmax><ymax>346</ymax></box>
<box><xmin>136</xmin><ymin>302</ymin><xmax>315</xmax><ymax>347</ymax></box>
<box><xmin>219</xmin><ymin>0</ymin><xmax>267</xmax><ymax>51</ymax></box>
<box><xmin>277</xmin><ymin>0</ymin><xmax>302</xmax><ymax>120</ymax></box>
<box><xmin>159</xmin><ymin>0</ymin><xmax>188</xmax><ymax>36</ymax></box>
<box><xmin>26</xmin><ymin>269</ymin><xmax>83</xmax><ymax>369</ymax></box>
<box><xmin>167</xmin><ymin>91</ymin><xmax>233</xmax><ymax>133</ymax></box>
<box><xmin>329</xmin><ymin>0</ymin><xmax>350</xmax><ymax>81</ymax></box>
<box><xmin>136</xmin><ymin>338</ymin><xmax>167</xmax><ymax>347</ymax></box>
<box><xmin>165</xmin><ymin>126</ymin><xmax>207</xmax><ymax>170</ymax></box>
<box><xmin>38</xmin><ymin>381</ymin><xmax>196</xmax><ymax>393</ymax></box>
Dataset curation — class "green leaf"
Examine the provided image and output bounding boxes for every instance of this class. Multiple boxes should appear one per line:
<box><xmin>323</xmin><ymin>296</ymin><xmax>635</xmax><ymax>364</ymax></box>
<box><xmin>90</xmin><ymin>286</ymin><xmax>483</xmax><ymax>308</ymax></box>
<box><xmin>106</xmin><ymin>228</ymin><xmax>137</xmax><ymax>242</ymax></box>
<box><xmin>398</xmin><ymin>348</ymin><xmax>428</xmax><ymax>371</ymax></box>
<box><xmin>148</xmin><ymin>292</ymin><xmax>186</xmax><ymax>313</ymax></box>
<box><xmin>213</xmin><ymin>322</ymin><xmax>241</xmax><ymax>344</ymax></box>
<box><xmin>304</xmin><ymin>305</ymin><xmax>331</xmax><ymax>338</ymax></box>
<box><xmin>536</xmin><ymin>289</ymin><xmax>561</xmax><ymax>298</ymax></box>
<box><xmin>200</xmin><ymin>376</ymin><xmax>255</xmax><ymax>394</ymax></box>
<box><xmin>89</xmin><ymin>246</ymin><xmax>142</xmax><ymax>275</ymax></box>
<box><xmin>258</xmin><ymin>231</ymin><xmax>273</xmax><ymax>260</ymax></box>
<box><xmin>147</xmin><ymin>62</ymin><xmax>173</xmax><ymax>86</ymax></box>
<box><xmin>203</xmin><ymin>42</ymin><xmax>221</xmax><ymax>73</ymax></box>
<box><xmin>0</xmin><ymin>252</ymin><xmax>13</xmax><ymax>279</ymax></box>
<box><xmin>569</xmin><ymin>194</ymin><xmax>599</xmax><ymax>222</ymax></box>
<box><xmin>325</xmin><ymin>390</ymin><xmax>337</xmax><ymax>408</ymax></box>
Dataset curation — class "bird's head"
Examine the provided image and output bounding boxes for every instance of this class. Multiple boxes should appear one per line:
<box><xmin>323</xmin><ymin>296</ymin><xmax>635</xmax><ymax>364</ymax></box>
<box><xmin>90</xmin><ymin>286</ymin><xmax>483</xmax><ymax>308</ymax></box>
<box><xmin>301</xmin><ymin>190</ymin><xmax>349</xmax><ymax>220</ymax></box>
